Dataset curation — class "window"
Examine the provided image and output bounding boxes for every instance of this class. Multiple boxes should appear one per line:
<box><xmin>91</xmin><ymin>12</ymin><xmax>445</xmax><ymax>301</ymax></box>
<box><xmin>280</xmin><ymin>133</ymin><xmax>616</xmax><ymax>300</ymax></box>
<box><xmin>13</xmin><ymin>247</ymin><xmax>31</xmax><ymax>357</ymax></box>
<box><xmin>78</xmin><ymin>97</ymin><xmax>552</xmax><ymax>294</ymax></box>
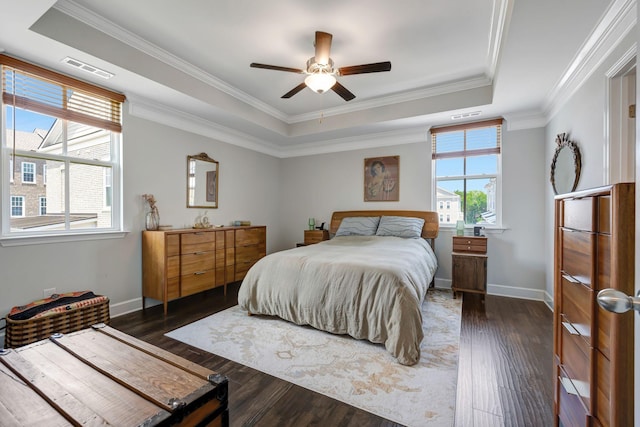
<box><xmin>2</xmin><ymin>54</ymin><xmax>125</xmax><ymax>236</ymax></box>
<box><xmin>39</xmin><ymin>197</ymin><xmax>46</xmax><ymax>215</ymax></box>
<box><xmin>439</xmin><ymin>201</ymin><xmax>443</xmax><ymax>209</ymax></box>
<box><xmin>432</xmin><ymin>118</ymin><xmax>502</xmax><ymax>226</ymax></box>
<box><xmin>22</xmin><ymin>162</ymin><xmax>35</xmax><ymax>183</ymax></box>
<box><xmin>11</xmin><ymin>196</ymin><xmax>24</xmax><ymax>217</ymax></box>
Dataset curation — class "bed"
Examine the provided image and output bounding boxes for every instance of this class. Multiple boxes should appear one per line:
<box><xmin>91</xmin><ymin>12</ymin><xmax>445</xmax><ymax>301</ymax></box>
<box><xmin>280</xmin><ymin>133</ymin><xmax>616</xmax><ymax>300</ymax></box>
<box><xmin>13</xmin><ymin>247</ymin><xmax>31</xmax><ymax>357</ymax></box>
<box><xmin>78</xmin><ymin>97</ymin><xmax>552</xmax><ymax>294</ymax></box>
<box><xmin>237</xmin><ymin>210</ymin><xmax>439</xmax><ymax>365</ymax></box>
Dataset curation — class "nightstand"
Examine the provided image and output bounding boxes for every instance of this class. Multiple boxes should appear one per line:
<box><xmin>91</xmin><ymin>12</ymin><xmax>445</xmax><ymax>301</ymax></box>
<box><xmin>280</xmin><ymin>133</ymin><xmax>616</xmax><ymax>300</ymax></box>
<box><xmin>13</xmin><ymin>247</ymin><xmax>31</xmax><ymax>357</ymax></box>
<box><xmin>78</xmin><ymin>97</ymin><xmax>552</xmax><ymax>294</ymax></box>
<box><xmin>304</xmin><ymin>229</ymin><xmax>329</xmax><ymax>245</ymax></box>
<box><xmin>451</xmin><ymin>236</ymin><xmax>487</xmax><ymax>299</ymax></box>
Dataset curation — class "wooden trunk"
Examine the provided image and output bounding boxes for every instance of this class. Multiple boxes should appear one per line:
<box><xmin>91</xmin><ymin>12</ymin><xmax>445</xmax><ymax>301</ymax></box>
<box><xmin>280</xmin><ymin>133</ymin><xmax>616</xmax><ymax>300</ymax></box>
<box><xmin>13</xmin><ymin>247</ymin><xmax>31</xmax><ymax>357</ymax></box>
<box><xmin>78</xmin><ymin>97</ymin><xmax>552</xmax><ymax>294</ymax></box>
<box><xmin>0</xmin><ymin>324</ymin><xmax>229</xmax><ymax>426</ymax></box>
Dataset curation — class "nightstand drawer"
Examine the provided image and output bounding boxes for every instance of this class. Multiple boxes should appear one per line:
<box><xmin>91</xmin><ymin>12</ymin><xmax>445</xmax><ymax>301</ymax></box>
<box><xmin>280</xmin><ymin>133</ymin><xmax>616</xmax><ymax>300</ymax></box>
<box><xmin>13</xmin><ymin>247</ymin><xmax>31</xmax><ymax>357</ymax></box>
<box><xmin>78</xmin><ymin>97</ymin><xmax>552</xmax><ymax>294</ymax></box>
<box><xmin>304</xmin><ymin>230</ymin><xmax>330</xmax><ymax>245</ymax></box>
<box><xmin>452</xmin><ymin>236</ymin><xmax>487</xmax><ymax>253</ymax></box>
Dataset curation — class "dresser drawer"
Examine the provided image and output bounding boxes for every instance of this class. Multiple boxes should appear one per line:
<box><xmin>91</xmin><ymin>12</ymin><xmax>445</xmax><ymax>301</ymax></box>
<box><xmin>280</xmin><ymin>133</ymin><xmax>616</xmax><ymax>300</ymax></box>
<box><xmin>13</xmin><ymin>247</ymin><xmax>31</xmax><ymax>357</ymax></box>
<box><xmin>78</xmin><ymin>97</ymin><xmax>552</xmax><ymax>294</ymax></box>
<box><xmin>560</xmin><ymin>317</ymin><xmax>591</xmax><ymax>409</ymax></box>
<box><xmin>557</xmin><ymin>365</ymin><xmax>591</xmax><ymax>427</ymax></box>
<box><xmin>563</xmin><ymin>197</ymin><xmax>595</xmax><ymax>231</ymax></box>
<box><xmin>181</xmin><ymin>270</ymin><xmax>216</xmax><ymax>296</ymax></box>
<box><xmin>181</xmin><ymin>252</ymin><xmax>215</xmax><ymax>274</ymax></box>
<box><xmin>236</xmin><ymin>227</ymin><xmax>266</xmax><ymax>247</ymax></box>
<box><xmin>181</xmin><ymin>231</ymin><xmax>216</xmax><ymax>253</ymax></box>
<box><xmin>560</xmin><ymin>274</ymin><xmax>593</xmax><ymax>344</ymax></box>
<box><xmin>166</xmin><ymin>234</ymin><xmax>180</xmax><ymax>257</ymax></box>
<box><xmin>594</xmin><ymin>350</ymin><xmax>611</xmax><ymax>427</ymax></box>
<box><xmin>452</xmin><ymin>236</ymin><xmax>487</xmax><ymax>254</ymax></box>
<box><xmin>167</xmin><ymin>255</ymin><xmax>180</xmax><ymax>278</ymax></box>
<box><xmin>167</xmin><ymin>276</ymin><xmax>180</xmax><ymax>300</ymax></box>
<box><xmin>598</xmin><ymin>196</ymin><xmax>611</xmax><ymax>234</ymax></box>
<box><xmin>561</xmin><ymin>229</ymin><xmax>595</xmax><ymax>287</ymax></box>
<box><xmin>596</xmin><ymin>304</ymin><xmax>612</xmax><ymax>360</ymax></box>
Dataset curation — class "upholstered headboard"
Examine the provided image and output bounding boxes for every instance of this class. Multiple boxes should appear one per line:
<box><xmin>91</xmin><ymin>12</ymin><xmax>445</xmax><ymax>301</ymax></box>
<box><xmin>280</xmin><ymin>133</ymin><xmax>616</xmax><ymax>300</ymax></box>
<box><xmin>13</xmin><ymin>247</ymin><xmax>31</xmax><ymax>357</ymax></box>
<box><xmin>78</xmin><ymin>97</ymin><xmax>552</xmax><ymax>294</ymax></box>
<box><xmin>329</xmin><ymin>210</ymin><xmax>439</xmax><ymax>240</ymax></box>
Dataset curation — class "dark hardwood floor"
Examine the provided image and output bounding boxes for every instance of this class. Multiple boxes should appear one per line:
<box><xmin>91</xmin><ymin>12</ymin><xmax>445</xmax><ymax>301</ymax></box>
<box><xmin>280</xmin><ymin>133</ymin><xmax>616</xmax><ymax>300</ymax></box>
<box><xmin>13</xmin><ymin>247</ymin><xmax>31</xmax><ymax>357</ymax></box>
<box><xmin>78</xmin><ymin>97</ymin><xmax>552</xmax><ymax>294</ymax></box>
<box><xmin>110</xmin><ymin>284</ymin><xmax>553</xmax><ymax>427</ymax></box>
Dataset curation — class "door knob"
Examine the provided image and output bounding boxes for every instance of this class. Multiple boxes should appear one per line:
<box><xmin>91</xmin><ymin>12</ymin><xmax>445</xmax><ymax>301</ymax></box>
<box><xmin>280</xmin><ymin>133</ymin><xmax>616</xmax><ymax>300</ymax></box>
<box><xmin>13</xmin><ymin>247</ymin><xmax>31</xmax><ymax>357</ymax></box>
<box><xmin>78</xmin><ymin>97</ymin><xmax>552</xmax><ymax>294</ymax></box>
<box><xmin>597</xmin><ymin>288</ymin><xmax>640</xmax><ymax>314</ymax></box>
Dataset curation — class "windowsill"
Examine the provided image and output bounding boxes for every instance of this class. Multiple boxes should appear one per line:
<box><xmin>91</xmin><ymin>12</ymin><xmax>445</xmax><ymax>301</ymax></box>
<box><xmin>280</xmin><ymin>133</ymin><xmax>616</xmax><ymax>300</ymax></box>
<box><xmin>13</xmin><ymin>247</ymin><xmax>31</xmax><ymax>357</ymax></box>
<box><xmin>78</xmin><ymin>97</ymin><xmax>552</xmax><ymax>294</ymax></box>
<box><xmin>439</xmin><ymin>225</ymin><xmax>508</xmax><ymax>235</ymax></box>
<box><xmin>0</xmin><ymin>230</ymin><xmax>129</xmax><ymax>247</ymax></box>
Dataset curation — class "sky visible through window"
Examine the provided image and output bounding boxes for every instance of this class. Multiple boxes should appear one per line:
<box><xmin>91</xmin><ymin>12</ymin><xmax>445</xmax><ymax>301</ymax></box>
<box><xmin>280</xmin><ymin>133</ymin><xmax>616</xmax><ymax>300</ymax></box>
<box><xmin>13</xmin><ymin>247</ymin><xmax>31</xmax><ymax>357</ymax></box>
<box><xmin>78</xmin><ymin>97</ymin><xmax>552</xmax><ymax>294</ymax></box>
<box><xmin>5</xmin><ymin>107</ymin><xmax>56</xmax><ymax>133</ymax></box>
<box><xmin>435</xmin><ymin>127</ymin><xmax>498</xmax><ymax>192</ymax></box>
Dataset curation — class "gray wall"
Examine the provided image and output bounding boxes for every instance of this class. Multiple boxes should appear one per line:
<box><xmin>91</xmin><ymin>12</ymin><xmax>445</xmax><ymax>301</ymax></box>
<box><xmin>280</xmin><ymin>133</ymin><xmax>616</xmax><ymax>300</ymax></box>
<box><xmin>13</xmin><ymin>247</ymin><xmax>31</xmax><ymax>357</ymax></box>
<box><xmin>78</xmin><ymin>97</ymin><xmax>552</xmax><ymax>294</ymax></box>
<box><xmin>279</xmin><ymin>126</ymin><xmax>547</xmax><ymax>299</ymax></box>
<box><xmin>544</xmin><ymin>30</ymin><xmax>637</xmax><ymax>303</ymax></box>
<box><xmin>0</xmin><ymin>110</ymin><xmax>283</xmax><ymax>318</ymax></box>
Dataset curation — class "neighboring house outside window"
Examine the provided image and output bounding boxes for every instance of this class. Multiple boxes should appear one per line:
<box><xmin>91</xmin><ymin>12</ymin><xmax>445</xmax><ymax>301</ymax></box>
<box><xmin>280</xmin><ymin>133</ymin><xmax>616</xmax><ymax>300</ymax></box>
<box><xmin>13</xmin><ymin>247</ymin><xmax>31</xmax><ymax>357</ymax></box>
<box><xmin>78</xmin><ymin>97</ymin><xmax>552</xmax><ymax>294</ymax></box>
<box><xmin>432</xmin><ymin>118</ymin><xmax>502</xmax><ymax>226</ymax></box>
<box><xmin>2</xmin><ymin>54</ymin><xmax>125</xmax><ymax>235</ymax></box>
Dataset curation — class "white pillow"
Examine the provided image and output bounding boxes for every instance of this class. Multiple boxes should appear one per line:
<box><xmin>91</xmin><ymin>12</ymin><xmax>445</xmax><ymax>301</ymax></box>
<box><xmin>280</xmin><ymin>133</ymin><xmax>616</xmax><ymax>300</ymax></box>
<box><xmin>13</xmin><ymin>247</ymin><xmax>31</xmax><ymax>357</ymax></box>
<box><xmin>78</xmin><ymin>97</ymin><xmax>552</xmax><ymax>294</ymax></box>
<box><xmin>375</xmin><ymin>216</ymin><xmax>425</xmax><ymax>238</ymax></box>
<box><xmin>335</xmin><ymin>216</ymin><xmax>380</xmax><ymax>236</ymax></box>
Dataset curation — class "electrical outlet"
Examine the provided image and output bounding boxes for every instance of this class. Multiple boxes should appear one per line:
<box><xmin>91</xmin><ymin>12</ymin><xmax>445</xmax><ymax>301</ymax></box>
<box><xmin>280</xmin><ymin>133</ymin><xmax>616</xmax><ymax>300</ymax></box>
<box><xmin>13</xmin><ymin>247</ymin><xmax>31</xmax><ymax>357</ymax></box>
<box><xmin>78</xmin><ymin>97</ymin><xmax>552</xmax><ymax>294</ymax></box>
<box><xmin>43</xmin><ymin>287</ymin><xmax>56</xmax><ymax>298</ymax></box>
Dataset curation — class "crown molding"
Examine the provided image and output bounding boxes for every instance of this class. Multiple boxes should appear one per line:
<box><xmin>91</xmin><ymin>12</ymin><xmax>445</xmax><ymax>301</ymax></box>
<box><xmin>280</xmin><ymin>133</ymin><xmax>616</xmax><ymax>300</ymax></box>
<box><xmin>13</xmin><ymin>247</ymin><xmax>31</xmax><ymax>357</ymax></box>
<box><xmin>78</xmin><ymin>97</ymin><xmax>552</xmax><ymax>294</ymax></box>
<box><xmin>126</xmin><ymin>95</ymin><xmax>282</xmax><ymax>158</ymax></box>
<box><xmin>544</xmin><ymin>0</ymin><xmax>637</xmax><ymax>121</ymax></box>
<box><xmin>277</xmin><ymin>127</ymin><xmax>429</xmax><ymax>158</ymax></box>
<box><xmin>54</xmin><ymin>0</ymin><xmax>498</xmax><ymax>127</ymax></box>
<box><xmin>287</xmin><ymin>75</ymin><xmax>492</xmax><ymax>124</ymax></box>
<box><xmin>53</xmin><ymin>0</ymin><xmax>288</xmax><ymax>122</ymax></box>
<box><xmin>504</xmin><ymin>111</ymin><xmax>546</xmax><ymax>131</ymax></box>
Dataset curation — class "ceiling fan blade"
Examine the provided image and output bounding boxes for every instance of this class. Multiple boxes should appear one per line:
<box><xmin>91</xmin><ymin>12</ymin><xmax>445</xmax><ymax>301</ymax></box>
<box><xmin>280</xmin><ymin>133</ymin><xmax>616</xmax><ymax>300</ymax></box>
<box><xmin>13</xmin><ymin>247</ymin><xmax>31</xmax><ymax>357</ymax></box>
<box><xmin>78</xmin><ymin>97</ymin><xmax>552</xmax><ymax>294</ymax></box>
<box><xmin>338</xmin><ymin>61</ymin><xmax>392</xmax><ymax>76</ymax></box>
<box><xmin>332</xmin><ymin>81</ymin><xmax>355</xmax><ymax>101</ymax></box>
<box><xmin>250</xmin><ymin>63</ymin><xmax>305</xmax><ymax>73</ymax></box>
<box><xmin>281</xmin><ymin>82</ymin><xmax>307</xmax><ymax>99</ymax></box>
<box><xmin>314</xmin><ymin>31</ymin><xmax>333</xmax><ymax>65</ymax></box>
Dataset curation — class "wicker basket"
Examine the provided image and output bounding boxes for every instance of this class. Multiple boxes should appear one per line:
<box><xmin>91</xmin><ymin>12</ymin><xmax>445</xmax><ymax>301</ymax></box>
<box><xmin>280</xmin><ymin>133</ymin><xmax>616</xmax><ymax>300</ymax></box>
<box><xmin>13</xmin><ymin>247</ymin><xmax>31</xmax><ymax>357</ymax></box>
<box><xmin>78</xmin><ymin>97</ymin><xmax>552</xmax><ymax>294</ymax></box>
<box><xmin>5</xmin><ymin>298</ymin><xmax>110</xmax><ymax>348</ymax></box>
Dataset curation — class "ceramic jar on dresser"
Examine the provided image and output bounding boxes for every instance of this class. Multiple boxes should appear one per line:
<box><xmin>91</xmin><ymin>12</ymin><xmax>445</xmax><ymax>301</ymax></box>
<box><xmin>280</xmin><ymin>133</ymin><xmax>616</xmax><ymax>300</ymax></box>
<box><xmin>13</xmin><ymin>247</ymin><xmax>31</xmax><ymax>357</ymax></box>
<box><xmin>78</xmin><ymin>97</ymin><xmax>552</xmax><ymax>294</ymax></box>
<box><xmin>553</xmin><ymin>183</ymin><xmax>634</xmax><ymax>427</ymax></box>
<box><xmin>142</xmin><ymin>226</ymin><xmax>266</xmax><ymax>314</ymax></box>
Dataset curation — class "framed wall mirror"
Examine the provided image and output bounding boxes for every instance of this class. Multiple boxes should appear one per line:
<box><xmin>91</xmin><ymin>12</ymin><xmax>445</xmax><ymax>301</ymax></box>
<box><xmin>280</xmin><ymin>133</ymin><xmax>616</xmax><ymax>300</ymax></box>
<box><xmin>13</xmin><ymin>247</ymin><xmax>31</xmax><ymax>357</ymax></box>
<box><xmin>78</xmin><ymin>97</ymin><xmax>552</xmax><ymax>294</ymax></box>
<box><xmin>187</xmin><ymin>153</ymin><xmax>219</xmax><ymax>208</ymax></box>
<box><xmin>550</xmin><ymin>133</ymin><xmax>581</xmax><ymax>195</ymax></box>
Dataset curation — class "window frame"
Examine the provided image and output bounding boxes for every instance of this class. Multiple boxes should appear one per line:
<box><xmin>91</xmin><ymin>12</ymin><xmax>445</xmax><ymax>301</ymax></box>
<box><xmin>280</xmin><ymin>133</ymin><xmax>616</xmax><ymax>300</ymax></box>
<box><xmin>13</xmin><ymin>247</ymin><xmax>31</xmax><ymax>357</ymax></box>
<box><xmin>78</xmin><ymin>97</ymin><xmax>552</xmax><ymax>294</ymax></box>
<box><xmin>431</xmin><ymin>118</ymin><xmax>503</xmax><ymax>228</ymax></box>
<box><xmin>1</xmin><ymin>54</ymin><xmax>125</xmax><ymax>243</ymax></box>
<box><xmin>10</xmin><ymin>195</ymin><xmax>24</xmax><ymax>217</ymax></box>
<box><xmin>39</xmin><ymin>196</ymin><xmax>46</xmax><ymax>216</ymax></box>
<box><xmin>21</xmin><ymin>161</ymin><xmax>35</xmax><ymax>184</ymax></box>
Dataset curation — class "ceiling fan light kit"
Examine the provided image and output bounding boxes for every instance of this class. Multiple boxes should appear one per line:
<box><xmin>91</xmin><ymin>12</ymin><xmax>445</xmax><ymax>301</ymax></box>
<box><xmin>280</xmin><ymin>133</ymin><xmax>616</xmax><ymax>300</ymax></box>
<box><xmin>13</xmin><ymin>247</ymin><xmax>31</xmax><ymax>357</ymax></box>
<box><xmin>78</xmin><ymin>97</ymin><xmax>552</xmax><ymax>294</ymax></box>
<box><xmin>250</xmin><ymin>31</ymin><xmax>391</xmax><ymax>101</ymax></box>
<box><xmin>305</xmin><ymin>71</ymin><xmax>336</xmax><ymax>93</ymax></box>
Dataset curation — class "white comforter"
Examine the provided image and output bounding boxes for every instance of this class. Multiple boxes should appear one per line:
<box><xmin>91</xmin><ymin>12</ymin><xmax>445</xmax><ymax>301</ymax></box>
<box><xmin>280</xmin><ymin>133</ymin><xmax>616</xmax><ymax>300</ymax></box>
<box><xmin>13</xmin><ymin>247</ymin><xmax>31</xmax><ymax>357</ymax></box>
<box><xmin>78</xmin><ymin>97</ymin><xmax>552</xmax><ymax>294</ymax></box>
<box><xmin>237</xmin><ymin>236</ymin><xmax>438</xmax><ymax>365</ymax></box>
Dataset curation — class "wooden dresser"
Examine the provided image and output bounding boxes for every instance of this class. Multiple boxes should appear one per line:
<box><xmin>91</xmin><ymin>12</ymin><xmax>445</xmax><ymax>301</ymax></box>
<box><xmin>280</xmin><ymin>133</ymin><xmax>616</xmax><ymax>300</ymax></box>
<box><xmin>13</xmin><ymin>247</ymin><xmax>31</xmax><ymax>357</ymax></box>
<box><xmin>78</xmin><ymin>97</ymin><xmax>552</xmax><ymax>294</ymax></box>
<box><xmin>451</xmin><ymin>236</ymin><xmax>488</xmax><ymax>298</ymax></box>
<box><xmin>143</xmin><ymin>226</ymin><xmax>266</xmax><ymax>314</ymax></box>
<box><xmin>553</xmin><ymin>183</ymin><xmax>634</xmax><ymax>427</ymax></box>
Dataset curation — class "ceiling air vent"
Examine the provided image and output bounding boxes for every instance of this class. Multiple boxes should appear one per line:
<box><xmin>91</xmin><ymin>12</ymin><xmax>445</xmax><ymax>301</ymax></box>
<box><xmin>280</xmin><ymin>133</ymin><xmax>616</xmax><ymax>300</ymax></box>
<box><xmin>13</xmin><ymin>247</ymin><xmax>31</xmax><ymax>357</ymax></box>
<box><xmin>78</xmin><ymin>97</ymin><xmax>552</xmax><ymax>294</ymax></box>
<box><xmin>451</xmin><ymin>111</ymin><xmax>481</xmax><ymax>120</ymax></box>
<box><xmin>62</xmin><ymin>57</ymin><xmax>114</xmax><ymax>79</ymax></box>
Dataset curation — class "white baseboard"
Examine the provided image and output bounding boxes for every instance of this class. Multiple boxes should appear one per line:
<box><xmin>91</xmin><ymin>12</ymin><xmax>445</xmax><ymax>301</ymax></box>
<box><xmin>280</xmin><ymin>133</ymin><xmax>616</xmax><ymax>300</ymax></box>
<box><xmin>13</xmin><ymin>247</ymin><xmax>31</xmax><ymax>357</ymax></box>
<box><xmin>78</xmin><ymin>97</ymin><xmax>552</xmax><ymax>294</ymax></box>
<box><xmin>109</xmin><ymin>297</ymin><xmax>143</xmax><ymax>317</ymax></box>
<box><xmin>435</xmin><ymin>278</ymin><xmax>549</xmax><ymax>302</ymax></box>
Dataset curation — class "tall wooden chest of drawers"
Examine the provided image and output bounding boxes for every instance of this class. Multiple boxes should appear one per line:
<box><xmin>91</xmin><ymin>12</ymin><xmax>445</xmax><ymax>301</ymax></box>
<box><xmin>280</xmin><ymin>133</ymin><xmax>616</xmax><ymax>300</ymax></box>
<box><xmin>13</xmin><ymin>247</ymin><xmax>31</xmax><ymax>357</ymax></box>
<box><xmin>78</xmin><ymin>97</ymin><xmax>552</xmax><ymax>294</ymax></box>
<box><xmin>553</xmin><ymin>183</ymin><xmax>634</xmax><ymax>427</ymax></box>
<box><xmin>143</xmin><ymin>226</ymin><xmax>266</xmax><ymax>314</ymax></box>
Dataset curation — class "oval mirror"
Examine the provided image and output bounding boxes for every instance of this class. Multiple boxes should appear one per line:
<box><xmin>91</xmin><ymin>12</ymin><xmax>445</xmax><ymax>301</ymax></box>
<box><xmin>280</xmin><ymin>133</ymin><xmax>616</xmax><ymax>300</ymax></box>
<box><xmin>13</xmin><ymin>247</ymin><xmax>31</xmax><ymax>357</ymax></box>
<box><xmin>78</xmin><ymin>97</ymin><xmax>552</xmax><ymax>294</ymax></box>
<box><xmin>187</xmin><ymin>153</ymin><xmax>219</xmax><ymax>208</ymax></box>
<box><xmin>550</xmin><ymin>133</ymin><xmax>581</xmax><ymax>195</ymax></box>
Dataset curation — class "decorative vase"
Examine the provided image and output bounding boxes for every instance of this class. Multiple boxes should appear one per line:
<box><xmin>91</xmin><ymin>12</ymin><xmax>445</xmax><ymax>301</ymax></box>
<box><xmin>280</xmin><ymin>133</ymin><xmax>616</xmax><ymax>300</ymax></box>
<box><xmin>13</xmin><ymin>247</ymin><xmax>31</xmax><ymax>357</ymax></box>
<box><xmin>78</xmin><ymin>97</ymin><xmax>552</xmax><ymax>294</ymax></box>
<box><xmin>308</xmin><ymin>217</ymin><xmax>316</xmax><ymax>230</ymax></box>
<box><xmin>456</xmin><ymin>220</ymin><xmax>465</xmax><ymax>236</ymax></box>
<box><xmin>146</xmin><ymin>208</ymin><xmax>160</xmax><ymax>231</ymax></box>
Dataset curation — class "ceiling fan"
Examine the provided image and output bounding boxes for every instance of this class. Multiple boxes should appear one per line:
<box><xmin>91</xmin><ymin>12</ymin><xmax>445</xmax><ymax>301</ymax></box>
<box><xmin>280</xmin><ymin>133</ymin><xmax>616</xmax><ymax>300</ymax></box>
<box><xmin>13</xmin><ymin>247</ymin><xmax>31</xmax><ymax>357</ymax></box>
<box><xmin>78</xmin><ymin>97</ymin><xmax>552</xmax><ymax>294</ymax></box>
<box><xmin>250</xmin><ymin>31</ymin><xmax>391</xmax><ymax>102</ymax></box>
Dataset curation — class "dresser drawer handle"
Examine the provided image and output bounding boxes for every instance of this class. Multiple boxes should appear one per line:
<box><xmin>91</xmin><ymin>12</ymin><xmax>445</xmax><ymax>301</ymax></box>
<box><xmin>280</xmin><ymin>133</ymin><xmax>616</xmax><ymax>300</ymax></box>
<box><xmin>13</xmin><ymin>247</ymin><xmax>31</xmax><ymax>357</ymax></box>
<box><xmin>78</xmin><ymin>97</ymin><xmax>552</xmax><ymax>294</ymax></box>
<box><xmin>194</xmin><ymin>271</ymin><xmax>206</xmax><ymax>275</ymax></box>
<box><xmin>561</xmin><ymin>274</ymin><xmax>579</xmax><ymax>283</ymax></box>
<box><xmin>194</xmin><ymin>251</ymin><xmax>206</xmax><ymax>255</ymax></box>
<box><xmin>561</xmin><ymin>321</ymin><xmax>579</xmax><ymax>335</ymax></box>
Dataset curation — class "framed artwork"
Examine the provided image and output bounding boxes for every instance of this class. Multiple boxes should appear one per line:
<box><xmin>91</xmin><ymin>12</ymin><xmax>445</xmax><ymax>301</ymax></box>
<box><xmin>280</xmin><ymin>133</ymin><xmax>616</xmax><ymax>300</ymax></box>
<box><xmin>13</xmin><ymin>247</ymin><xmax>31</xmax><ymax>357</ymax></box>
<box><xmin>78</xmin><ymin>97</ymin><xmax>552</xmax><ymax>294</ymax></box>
<box><xmin>364</xmin><ymin>155</ymin><xmax>399</xmax><ymax>201</ymax></box>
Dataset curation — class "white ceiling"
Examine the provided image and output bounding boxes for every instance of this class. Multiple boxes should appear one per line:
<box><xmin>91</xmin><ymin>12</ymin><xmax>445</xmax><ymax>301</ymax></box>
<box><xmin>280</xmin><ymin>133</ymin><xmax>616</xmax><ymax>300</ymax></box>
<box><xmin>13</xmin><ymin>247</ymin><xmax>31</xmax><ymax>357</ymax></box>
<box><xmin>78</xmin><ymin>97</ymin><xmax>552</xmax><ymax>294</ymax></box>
<box><xmin>0</xmin><ymin>0</ymin><xmax>632</xmax><ymax>157</ymax></box>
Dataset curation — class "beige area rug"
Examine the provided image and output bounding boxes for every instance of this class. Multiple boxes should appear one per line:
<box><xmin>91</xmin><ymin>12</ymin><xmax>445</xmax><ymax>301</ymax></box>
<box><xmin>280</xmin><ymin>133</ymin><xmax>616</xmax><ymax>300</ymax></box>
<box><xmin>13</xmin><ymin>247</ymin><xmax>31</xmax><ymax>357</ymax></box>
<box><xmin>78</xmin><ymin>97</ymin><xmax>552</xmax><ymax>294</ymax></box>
<box><xmin>166</xmin><ymin>289</ymin><xmax>462</xmax><ymax>427</ymax></box>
